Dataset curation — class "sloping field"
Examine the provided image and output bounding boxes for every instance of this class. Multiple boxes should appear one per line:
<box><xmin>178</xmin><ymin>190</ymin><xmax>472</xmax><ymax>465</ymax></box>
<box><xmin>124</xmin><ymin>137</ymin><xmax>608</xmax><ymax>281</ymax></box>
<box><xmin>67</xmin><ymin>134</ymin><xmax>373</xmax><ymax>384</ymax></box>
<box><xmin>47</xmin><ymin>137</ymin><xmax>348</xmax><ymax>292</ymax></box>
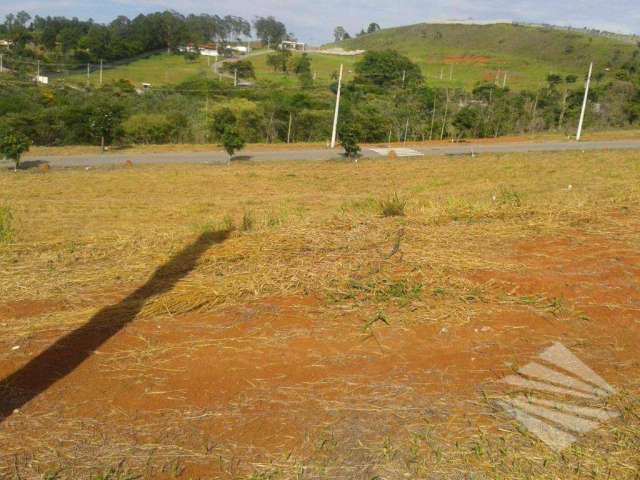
<box><xmin>1</xmin><ymin>152</ymin><xmax>640</xmax><ymax>479</ymax></box>
<box><xmin>65</xmin><ymin>52</ymin><xmax>215</xmax><ymax>87</ymax></box>
<box><xmin>336</xmin><ymin>23</ymin><xmax>636</xmax><ymax>89</ymax></box>
<box><xmin>62</xmin><ymin>24</ymin><xmax>636</xmax><ymax>91</ymax></box>
<box><xmin>63</xmin><ymin>51</ymin><xmax>355</xmax><ymax>89</ymax></box>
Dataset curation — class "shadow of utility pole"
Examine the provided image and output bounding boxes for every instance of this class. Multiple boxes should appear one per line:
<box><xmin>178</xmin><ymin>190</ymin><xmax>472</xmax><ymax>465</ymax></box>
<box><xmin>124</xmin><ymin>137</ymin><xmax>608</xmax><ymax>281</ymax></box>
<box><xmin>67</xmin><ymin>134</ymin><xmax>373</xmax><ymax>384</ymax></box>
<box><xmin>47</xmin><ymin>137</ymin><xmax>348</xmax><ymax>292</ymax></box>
<box><xmin>0</xmin><ymin>229</ymin><xmax>230</xmax><ymax>422</ymax></box>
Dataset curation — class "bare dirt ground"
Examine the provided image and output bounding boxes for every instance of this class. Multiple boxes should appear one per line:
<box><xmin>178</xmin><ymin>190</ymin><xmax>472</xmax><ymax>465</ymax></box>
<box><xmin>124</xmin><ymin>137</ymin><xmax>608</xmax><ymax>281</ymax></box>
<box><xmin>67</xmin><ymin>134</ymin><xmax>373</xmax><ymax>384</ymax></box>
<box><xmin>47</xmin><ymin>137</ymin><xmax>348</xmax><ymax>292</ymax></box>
<box><xmin>1</xmin><ymin>152</ymin><xmax>639</xmax><ymax>479</ymax></box>
<box><xmin>444</xmin><ymin>55</ymin><xmax>492</xmax><ymax>64</ymax></box>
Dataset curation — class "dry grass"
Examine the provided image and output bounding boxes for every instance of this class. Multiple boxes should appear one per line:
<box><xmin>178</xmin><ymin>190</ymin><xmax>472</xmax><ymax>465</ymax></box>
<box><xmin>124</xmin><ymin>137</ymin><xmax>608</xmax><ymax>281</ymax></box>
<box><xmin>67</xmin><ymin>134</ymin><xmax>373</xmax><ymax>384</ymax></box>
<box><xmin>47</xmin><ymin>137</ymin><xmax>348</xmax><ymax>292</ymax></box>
<box><xmin>4</xmin><ymin>150</ymin><xmax>637</xmax><ymax>307</ymax></box>
<box><xmin>1</xmin><ymin>151</ymin><xmax>640</xmax><ymax>479</ymax></box>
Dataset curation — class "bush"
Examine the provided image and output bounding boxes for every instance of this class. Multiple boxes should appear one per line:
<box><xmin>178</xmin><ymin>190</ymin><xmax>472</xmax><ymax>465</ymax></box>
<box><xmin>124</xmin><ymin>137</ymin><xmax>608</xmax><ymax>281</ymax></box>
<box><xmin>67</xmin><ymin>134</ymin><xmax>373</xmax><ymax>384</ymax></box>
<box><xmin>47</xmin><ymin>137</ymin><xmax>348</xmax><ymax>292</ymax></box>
<box><xmin>211</xmin><ymin>108</ymin><xmax>237</xmax><ymax>140</ymax></box>
<box><xmin>0</xmin><ymin>131</ymin><xmax>31</xmax><ymax>170</ymax></box>
<box><xmin>379</xmin><ymin>193</ymin><xmax>406</xmax><ymax>217</ymax></box>
<box><xmin>222</xmin><ymin>60</ymin><xmax>256</xmax><ymax>79</ymax></box>
<box><xmin>123</xmin><ymin>114</ymin><xmax>174</xmax><ymax>144</ymax></box>
<box><xmin>221</xmin><ymin>127</ymin><xmax>245</xmax><ymax>161</ymax></box>
<box><xmin>339</xmin><ymin>124</ymin><xmax>361</xmax><ymax>159</ymax></box>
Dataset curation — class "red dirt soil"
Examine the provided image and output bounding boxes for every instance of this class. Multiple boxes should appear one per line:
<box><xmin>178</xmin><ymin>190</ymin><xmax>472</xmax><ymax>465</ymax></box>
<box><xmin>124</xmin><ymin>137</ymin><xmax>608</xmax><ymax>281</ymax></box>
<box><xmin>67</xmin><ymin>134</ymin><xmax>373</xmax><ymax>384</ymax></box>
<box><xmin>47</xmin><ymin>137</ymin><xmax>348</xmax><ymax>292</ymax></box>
<box><xmin>1</xmin><ymin>230</ymin><xmax>639</xmax><ymax>478</ymax></box>
<box><xmin>444</xmin><ymin>56</ymin><xmax>492</xmax><ymax>65</ymax></box>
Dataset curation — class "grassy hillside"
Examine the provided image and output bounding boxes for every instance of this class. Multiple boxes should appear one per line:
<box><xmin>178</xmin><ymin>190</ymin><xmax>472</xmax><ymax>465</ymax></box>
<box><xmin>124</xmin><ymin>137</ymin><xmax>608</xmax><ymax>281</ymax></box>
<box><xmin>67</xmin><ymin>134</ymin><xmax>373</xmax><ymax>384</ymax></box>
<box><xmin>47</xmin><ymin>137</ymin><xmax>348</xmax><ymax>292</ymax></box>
<box><xmin>62</xmin><ymin>51</ymin><xmax>355</xmax><ymax>88</ymax></box>
<box><xmin>335</xmin><ymin>23</ymin><xmax>637</xmax><ymax>90</ymax></box>
<box><xmin>60</xmin><ymin>23</ymin><xmax>637</xmax><ymax>91</ymax></box>
<box><xmin>64</xmin><ymin>53</ymin><xmax>214</xmax><ymax>87</ymax></box>
<box><xmin>250</xmin><ymin>52</ymin><xmax>357</xmax><ymax>86</ymax></box>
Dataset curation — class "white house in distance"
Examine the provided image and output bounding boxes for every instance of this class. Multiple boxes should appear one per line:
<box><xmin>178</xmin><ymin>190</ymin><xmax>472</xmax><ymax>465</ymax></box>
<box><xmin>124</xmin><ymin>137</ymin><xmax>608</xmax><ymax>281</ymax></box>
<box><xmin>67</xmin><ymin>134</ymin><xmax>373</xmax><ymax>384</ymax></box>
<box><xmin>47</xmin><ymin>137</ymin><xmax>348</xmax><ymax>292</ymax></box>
<box><xmin>228</xmin><ymin>45</ymin><xmax>250</xmax><ymax>54</ymax></box>
<box><xmin>179</xmin><ymin>43</ymin><xmax>219</xmax><ymax>57</ymax></box>
<box><xmin>179</xmin><ymin>42</ymin><xmax>251</xmax><ymax>57</ymax></box>
<box><xmin>0</xmin><ymin>39</ymin><xmax>13</xmax><ymax>48</ymax></box>
<box><xmin>280</xmin><ymin>40</ymin><xmax>305</xmax><ymax>51</ymax></box>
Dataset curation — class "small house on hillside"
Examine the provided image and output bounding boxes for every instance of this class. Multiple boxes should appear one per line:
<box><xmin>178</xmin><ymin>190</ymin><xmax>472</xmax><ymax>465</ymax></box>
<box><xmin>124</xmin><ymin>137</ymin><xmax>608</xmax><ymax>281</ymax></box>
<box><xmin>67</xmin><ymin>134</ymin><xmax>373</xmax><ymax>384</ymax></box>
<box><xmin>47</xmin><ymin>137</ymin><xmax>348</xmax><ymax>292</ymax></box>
<box><xmin>280</xmin><ymin>41</ymin><xmax>305</xmax><ymax>51</ymax></box>
<box><xmin>227</xmin><ymin>45</ymin><xmax>250</xmax><ymax>54</ymax></box>
<box><xmin>179</xmin><ymin>43</ymin><xmax>220</xmax><ymax>57</ymax></box>
<box><xmin>199</xmin><ymin>43</ymin><xmax>220</xmax><ymax>57</ymax></box>
<box><xmin>0</xmin><ymin>39</ymin><xmax>13</xmax><ymax>48</ymax></box>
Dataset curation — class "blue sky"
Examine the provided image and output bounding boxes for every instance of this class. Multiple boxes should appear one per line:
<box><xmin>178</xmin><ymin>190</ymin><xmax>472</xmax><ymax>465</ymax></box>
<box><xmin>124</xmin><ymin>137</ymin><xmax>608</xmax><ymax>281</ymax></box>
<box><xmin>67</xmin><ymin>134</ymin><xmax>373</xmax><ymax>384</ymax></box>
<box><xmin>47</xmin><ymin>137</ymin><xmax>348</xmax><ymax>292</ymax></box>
<box><xmin>1</xmin><ymin>0</ymin><xmax>638</xmax><ymax>45</ymax></box>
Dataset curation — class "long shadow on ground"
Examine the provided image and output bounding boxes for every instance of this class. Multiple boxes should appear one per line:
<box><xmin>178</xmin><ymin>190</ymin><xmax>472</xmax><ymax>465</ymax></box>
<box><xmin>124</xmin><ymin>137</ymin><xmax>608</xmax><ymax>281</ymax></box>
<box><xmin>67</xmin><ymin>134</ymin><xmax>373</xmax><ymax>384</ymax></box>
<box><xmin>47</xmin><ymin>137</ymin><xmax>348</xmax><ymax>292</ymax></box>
<box><xmin>0</xmin><ymin>229</ymin><xmax>230</xmax><ymax>422</ymax></box>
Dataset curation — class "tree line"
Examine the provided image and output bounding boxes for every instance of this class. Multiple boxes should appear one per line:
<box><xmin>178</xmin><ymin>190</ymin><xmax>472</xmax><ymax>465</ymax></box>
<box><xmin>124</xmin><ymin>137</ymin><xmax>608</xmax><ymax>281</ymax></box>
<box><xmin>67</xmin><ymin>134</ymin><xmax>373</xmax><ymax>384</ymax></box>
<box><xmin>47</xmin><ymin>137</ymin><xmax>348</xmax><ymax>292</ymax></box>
<box><xmin>0</xmin><ymin>11</ymin><xmax>290</xmax><ymax>64</ymax></box>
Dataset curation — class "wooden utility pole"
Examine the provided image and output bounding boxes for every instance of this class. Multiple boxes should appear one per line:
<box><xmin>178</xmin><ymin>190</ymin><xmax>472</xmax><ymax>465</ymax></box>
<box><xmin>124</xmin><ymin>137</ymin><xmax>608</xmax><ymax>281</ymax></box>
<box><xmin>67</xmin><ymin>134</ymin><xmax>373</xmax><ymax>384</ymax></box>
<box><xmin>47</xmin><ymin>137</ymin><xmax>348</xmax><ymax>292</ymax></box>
<box><xmin>576</xmin><ymin>62</ymin><xmax>593</xmax><ymax>141</ymax></box>
<box><xmin>330</xmin><ymin>64</ymin><xmax>344</xmax><ymax>149</ymax></box>
<box><xmin>99</xmin><ymin>59</ymin><xmax>103</xmax><ymax>85</ymax></box>
<box><xmin>0</xmin><ymin>54</ymin><xmax>3</xmax><ymax>73</ymax></box>
<box><xmin>234</xmin><ymin>69</ymin><xmax>238</xmax><ymax>87</ymax></box>
<box><xmin>87</xmin><ymin>63</ymin><xmax>90</xmax><ymax>83</ymax></box>
<box><xmin>287</xmin><ymin>112</ymin><xmax>293</xmax><ymax>144</ymax></box>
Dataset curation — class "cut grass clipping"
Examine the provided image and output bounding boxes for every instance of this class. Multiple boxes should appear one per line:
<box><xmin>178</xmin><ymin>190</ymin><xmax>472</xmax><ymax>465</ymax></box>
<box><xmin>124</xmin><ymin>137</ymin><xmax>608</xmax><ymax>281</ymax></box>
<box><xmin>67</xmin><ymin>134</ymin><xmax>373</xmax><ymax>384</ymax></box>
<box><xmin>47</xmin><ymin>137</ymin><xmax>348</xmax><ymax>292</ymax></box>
<box><xmin>379</xmin><ymin>193</ymin><xmax>407</xmax><ymax>217</ymax></box>
<box><xmin>0</xmin><ymin>205</ymin><xmax>13</xmax><ymax>243</ymax></box>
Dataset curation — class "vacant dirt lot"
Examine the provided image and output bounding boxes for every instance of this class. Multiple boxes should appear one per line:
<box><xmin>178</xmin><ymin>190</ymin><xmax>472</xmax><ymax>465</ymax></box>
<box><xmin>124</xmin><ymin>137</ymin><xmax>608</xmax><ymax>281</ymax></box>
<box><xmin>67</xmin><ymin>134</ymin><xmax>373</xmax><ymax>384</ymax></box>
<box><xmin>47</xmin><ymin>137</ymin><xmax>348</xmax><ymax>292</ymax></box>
<box><xmin>1</xmin><ymin>152</ymin><xmax>639</xmax><ymax>479</ymax></box>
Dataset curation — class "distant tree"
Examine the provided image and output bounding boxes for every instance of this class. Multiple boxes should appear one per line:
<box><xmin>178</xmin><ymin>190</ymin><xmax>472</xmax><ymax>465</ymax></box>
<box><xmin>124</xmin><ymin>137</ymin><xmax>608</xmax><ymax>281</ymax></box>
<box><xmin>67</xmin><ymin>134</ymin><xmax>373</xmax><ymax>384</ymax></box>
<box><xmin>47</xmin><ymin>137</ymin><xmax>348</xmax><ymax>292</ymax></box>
<box><xmin>291</xmin><ymin>53</ymin><xmax>311</xmax><ymax>75</ymax></box>
<box><xmin>266</xmin><ymin>49</ymin><xmax>291</xmax><ymax>73</ymax></box>
<box><xmin>453</xmin><ymin>107</ymin><xmax>481</xmax><ymax>138</ymax></box>
<box><xmin>546</xmin><ymin>74</ymin><xmax>563</xmax><ymax>88</ymax></box>
<box><xmin>334</xmin><ymin>26</ymin><xmax>348</xmax><ymax>42</ymax></box>
<box><xmin>88</xmin><ymin>102</ymin><xmax>125</xmax><ymax>150</ymax></box>
<box><xmin>367</xmin><ymin>23</ymin><xmax>381</xmax><ymax>34</ymax></box>
<box><xmin>354</xmin><ymin>50</ymin><xmax>423</xmax><ymax>88</ymax></box>
<box><xmin>291</xmin><ymin>53</ymin><xmax>313</xmax><ymax>87</ymax></box>
<box><xmin>0</xmin><ymin>131</ymin><xmax>30</xmax><ymax>171</ymax></box>
<box><xmin>222</xmin><ymin>60</ymin><xmax>255</xmax><ymax>79</ymax></box>
<box><xmin>183</xmin><ymin>49</ymin><xmax>200</xmax><ymax>62</ymax></box>
<box><xmin>221</xmin><ymin>127</ymin><xmax>245</xmax><ymax>163</ymax></box>
<box><xmin>211</xmin><ymin>108</ymin><xmax>237</xmax><ymax>139</ymax></box>
<box><xmin>254</xmin><ymin>16</ymin><xmax>287</xmax><ymax>48</ymax></box>
<box><xmin>339</xmin><ymin>124</ymin><xmax>360</xmax><ymax>159</ymax></box>
<box><xmin>14</xmin><ymin>11</ymin><xmax>31</xmax><ymax>28</ymax></box>
<box><xmin>565</xmin><ymin>74</ymin><xmax>578</xmax><ymax>84</ymax></box>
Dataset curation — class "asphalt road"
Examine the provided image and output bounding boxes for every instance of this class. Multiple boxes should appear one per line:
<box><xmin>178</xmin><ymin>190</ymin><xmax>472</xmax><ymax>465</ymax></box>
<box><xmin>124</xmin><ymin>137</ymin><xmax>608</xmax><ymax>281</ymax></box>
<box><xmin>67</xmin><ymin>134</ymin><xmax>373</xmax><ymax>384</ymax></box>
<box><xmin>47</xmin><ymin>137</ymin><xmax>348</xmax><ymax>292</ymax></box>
<box><xmin>8</xmin><ymin>139</ymin><xmax>640</xmax><ymax>169</ymax></box>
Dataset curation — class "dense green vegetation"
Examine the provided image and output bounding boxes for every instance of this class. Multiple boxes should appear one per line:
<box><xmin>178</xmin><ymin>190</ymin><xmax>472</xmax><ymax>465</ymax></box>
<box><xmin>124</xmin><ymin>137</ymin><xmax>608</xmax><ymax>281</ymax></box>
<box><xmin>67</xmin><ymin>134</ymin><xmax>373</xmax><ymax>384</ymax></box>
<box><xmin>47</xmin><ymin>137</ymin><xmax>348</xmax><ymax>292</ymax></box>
<box><xmin>1</xmin><ymin>12</ymin><xmax>640</xmax><ymax>150</ymax></box>
<box><xmin>2</xmin><ymin>47</ymin><xmax>639</xmax><ymax>149</ymax></box>
<box><xmin>0</xmin><ymin>10</ymin><xmax>254</xmax><ymax>64</ymax></box>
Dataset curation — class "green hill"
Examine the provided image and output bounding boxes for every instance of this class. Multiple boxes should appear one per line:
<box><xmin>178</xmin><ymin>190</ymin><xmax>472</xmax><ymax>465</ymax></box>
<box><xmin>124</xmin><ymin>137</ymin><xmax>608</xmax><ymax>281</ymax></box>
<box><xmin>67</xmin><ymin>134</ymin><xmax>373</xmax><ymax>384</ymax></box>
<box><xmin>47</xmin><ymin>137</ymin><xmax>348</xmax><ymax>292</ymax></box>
<box><xmin>333</xmin><ymin>23</ymin><xmax>637</xmax><ymax>90</ymax></box>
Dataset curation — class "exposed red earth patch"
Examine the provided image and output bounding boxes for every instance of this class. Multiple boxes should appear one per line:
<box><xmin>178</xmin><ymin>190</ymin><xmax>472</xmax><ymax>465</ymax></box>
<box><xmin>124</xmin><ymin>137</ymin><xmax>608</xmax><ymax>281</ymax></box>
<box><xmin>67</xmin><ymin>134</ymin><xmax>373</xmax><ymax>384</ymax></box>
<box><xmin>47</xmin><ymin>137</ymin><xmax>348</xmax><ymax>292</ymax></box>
<box><xmin>1</xmin><ymin>231</ymin><xmax>639</xmax><ymax>478</ymax></box>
